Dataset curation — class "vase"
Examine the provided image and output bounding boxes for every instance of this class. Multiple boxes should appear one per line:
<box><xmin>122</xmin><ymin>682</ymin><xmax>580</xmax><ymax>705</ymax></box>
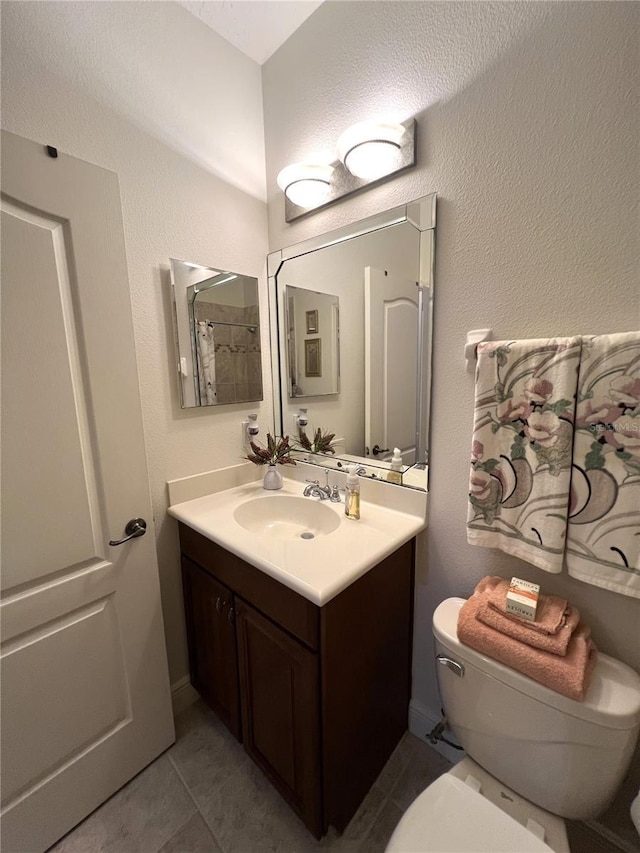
<box><xmin>263</xmin><ymin>464</ymin><xmax>283</xmax><ymax>490</ymax></box>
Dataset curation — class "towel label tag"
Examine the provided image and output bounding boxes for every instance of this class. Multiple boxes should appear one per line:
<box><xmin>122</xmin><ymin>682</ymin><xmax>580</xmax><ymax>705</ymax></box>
<box><xmin>506</xmin><ymin>577</ymin><xmax>540</xmax><ymax>621</ymax></box>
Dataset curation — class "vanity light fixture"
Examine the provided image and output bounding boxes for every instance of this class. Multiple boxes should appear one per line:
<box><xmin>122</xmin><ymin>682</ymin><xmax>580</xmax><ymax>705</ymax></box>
<box><xmin>276</xmin><ymin>164</ymin><xmax>334</xmax><ymax>208</ymax></box>
<box><xmin>337</xmin><ymin>121</ymin><xmax>408</xmax><ymax>180</ymax></box>
<box><xmin>278</xmin><ymin>118</ymin><xmax>416</xmax><ymax>222</ymax></box>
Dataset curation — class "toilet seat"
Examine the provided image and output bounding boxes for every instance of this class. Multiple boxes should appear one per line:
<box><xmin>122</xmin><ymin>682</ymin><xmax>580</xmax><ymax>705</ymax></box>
<box><xmin>386</xmin><ymin>772</ymin><xmax>555</xmax><ymax>853</ymax></box>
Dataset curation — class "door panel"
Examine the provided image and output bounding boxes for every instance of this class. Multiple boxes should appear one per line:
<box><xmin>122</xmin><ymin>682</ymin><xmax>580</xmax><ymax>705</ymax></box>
<box><xmin>2</xmin><ymin>205</ymin><xmax>102</xmax><ymax>585</ymax></box>
<box><xmin>0</xmin><ymin>131</ymin><xmax>173</xmax><ymax>853</ymax></box>
<box><xmin>2</xmin><ymin>594</ymin><xmax>130</xmax><ymax>807</ymax></box>
<box><xmin>364</xmin><ymin>266</ymin><xmax>418</xmax><ymax>464</ymax></box>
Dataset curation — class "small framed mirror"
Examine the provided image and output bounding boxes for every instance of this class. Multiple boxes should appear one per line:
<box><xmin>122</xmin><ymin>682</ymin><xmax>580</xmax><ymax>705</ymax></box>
<box><xmin>285</xmin><ymin>285</ymin><xmax>340</xmax><ymax>398</ymax></box>
<box><xmin>169</xmin><ymin>259</ymin><xmax>263</xmax><ymax>408</ymax></box>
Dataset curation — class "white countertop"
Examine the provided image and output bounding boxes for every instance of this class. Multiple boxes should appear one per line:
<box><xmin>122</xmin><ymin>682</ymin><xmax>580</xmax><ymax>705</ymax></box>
<box><xmin>168</xmin><ymin>473</ymin><xmax>426</xmax><ymax>606</ymax></box>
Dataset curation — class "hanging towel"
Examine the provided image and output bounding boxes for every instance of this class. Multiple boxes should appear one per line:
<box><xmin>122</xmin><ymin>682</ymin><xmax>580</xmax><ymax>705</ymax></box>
<box><xmin>565</xmin><ymin>331</ymin><xmax>640</xmax><ymax>599</ymax></box>
<box><xmin>457</xmin><ymin>592</ymin><xmax>597</xmax><ymax>701</ymax></box>
<box><xmin>474</xmin><ymin>577</ymin><xmax>581</xmax><ymax>656</ymax></box>
<box><xmin>476</xmin><ymin>575</ymin><xmax>574</xmax><ymax>635</ymax></box>
<box><xmin>467</xmin><ymin>337</ymin><xmax>582</xmax><ymax>573</ymax></box>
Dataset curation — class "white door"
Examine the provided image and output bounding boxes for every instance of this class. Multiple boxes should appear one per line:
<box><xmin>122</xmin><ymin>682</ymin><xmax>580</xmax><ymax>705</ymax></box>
<box><xmin>1</xmin><ymin>131</ymin><xmax>174</xmax><ymax>853</ymax></box>
<box><xmin>364</xmin><ymin>267</ymin><xmax>418</xmax><ymax>465</ymax></box>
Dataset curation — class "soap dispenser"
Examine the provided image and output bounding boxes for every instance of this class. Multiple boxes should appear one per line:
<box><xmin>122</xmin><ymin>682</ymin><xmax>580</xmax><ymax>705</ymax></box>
<box><xmin>387</xmin><ymin>448</ymin><xmax>403</xmax><ymax>485</ymax></box>
<box><xmin>345</xmin><ymin>464</ymin><xmax>360</xmax><ymax>520</ymax></box>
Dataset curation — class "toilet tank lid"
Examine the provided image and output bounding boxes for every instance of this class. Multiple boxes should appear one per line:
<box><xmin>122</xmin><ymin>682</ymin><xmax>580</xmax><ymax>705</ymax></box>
<box><xmin>433</xmin><ymin>597</ymin><xmax>640</xmax><ymax>731</ymax></box>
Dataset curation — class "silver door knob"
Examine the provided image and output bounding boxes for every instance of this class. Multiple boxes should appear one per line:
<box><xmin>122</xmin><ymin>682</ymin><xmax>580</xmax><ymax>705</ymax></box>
<box><xmin>109</xmin><ymin>518</ymin><xmax>147</xmax><ymax>546</ymax></box>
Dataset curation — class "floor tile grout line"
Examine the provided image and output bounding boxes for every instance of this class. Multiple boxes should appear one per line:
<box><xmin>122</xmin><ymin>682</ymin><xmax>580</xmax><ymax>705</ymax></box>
<box><xmin>584</xmin><ymin>819</ymin><xmax>640</xmax><ymax>853</ymax></box>
<box><xmin>166</xmin><ymin>750</ymin><xmax>228</xmax><ymax>852</ymax></box>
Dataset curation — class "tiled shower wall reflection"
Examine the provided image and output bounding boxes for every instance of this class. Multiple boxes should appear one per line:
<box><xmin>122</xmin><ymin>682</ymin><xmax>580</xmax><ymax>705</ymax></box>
<box><xmin>195</xmin><ymin>303</ymin><xmax>262</xmax><ymax>404</ymax></box>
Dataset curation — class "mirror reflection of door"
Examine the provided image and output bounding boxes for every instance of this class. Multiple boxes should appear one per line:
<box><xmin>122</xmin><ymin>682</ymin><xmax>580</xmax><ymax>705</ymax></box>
<box><xmin>365</xmin><ymin>267</ymin><xmax>418</xmax><ymax>464</ymax></box>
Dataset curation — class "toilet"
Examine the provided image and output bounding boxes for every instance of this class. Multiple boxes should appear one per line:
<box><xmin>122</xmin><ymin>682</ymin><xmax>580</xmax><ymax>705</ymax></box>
<box><xmin>387</xmin><ymin>597</ymin><xmax>640</xmax><ymax>853</ymax></box>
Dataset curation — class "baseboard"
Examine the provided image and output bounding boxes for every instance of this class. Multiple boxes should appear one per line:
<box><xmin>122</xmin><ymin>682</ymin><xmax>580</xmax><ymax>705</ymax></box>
<box><xmin>408</xmin><ymin>698</ymin><xmax>466</xmax><ymax>765</ymax></box>
<box><xmin>171</xmin><ymin>675</ymin><xmax>199</xmax><ymax>717</ymax></box>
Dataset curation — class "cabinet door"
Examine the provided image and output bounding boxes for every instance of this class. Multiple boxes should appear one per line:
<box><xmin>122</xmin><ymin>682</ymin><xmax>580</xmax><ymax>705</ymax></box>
<box><xmin>181</xmin><ymin>557</ymin><xmax>241</xmax><ymax>739</ymax></box>
<box><xmin>235</xmin><ymin>599</ymin><xmax>322</xmax><ymax>837</ymax></box>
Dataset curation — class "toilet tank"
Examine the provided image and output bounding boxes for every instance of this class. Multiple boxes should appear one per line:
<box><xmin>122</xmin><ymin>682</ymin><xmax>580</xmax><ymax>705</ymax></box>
<box><xmin>433</xmin><ymin>597</ymin><xmax>640</xmax><ymax>820</ymax></box>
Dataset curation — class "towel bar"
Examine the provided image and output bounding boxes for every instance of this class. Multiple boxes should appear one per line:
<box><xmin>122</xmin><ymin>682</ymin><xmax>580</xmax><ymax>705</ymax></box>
<box><xmin>465</xmin><ymin>328</ymin><xmax>492</xmax><ymax>372</ymax></box>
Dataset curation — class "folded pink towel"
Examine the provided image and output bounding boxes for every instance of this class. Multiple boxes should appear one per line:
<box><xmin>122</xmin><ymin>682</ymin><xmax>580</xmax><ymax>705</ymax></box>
<box><xmin>457</xmin><ymin>593</ymin><xmax>597</xmax><ymax>702</ymax></box>
<box><xmin>476</xmin><ymin>598</ymin><xmax>581</xmax><ymax>656</ymax></box>
<box><xmin>476</xmin><ymin>576</ymin><xmax>576</xmax><ymax>636</ymax></box>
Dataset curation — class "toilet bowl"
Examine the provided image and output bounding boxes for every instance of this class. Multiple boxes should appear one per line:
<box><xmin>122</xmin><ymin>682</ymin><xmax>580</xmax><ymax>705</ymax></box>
<box><xmin>386</xmin><ymin>597</ymin><xmax>640</xmax><ymax>853</ymax></box>
<box><xmin>632</xmin><ymin>788</ymin><xmax>640</xmax><ymax>836</ymax></box>
<box><xmin>387</xmin><ymin>757</ymin><xmax>568</xmax><ymax>853</ymax></box>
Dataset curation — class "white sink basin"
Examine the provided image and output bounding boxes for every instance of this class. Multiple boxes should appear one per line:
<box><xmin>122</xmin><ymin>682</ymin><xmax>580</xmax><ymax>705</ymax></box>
<box><xmin>233</xmin><ymin>495</ymin><xmax>341</xmax><ymax>540</ymax></box>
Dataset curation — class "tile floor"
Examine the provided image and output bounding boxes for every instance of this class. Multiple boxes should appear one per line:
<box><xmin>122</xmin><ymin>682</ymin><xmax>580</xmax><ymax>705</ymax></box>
<box><xmin>49</xmin><ymin>700</ymin><xmax>636</xmax><ymax>853</ymax></box>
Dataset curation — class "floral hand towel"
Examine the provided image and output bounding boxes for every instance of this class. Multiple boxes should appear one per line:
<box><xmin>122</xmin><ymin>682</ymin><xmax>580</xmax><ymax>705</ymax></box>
<box><xmin>566</xmin><ymin>331</ymin><xmax>640</xmax><ymax>599</ymax></box>
<box><xmin>467</xmin><ymin>337</ymin><xmax>581</xmax><ymax>573</ymax></box>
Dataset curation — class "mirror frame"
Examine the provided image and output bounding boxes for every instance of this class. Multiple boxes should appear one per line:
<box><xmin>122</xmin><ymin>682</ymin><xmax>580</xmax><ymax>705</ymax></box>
<box><xmin>267</xmin><ymin>192</ymin><xmax>436</xmax><ymax>488</ymax></box>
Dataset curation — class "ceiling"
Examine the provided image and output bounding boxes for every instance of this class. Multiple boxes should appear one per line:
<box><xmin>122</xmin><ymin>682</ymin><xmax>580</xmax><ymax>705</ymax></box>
<box><xmin>178</xmin><ymin>1</ymin><xmax>324</xmax><ymax>65</ymax></box>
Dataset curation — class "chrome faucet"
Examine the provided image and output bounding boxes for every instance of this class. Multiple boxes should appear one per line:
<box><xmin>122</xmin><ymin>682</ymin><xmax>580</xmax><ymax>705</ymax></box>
<box><xmin>303</xmin><ymin>482</ymin><xmax>330</xmax><ymax>500</ymax></box>
<box><xmin>303</xmin><ymin>474</ymin><xmax>342</xmax><ymax>502</ymax></box>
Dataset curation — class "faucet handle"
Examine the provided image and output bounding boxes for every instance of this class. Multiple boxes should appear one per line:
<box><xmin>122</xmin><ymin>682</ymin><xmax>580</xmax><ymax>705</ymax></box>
<box><xmin>329</xmin><ymin>485</ymin><xmax>342</xmax><ymax>503</ymax></box>
<box><xmin>305</xmin><ymin>478</ymin><xmax>319</xmax><ymax>485</ymax></box>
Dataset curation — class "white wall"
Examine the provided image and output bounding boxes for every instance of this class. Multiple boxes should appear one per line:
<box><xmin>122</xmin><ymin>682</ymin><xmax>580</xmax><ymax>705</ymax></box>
<box><xmin>1</xmin><ymin>0</ymin><xmax>272</xmax><ymax>684</ymax></box>
<box><xmin>262</xmin><ymin>0</ymin><xmax>640</xmax><ymax>807</ymax></box>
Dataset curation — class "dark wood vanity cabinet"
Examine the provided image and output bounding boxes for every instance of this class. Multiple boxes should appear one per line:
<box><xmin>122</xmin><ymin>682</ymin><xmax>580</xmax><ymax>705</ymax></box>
<box><xmin>181</xmin><ymin>557</ymin><xmax>241</xmax><ymax>738</ymax></box>
<box><xmin>179</xmin><ymin>522</ymin><xmax>414</xmax><ymax>839</ymax></box>
<box><xmin>235</xmin><ymin>598</ymin><xmax>323</xmax><ymax>834</ymax></box>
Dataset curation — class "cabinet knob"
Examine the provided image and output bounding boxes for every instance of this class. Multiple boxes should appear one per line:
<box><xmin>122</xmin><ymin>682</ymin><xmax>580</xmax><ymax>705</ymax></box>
<box><xmin>228</xmin><ymin>606</ymin><xmax>235</xmax><ymax>624</ymax></box>
<box><xmin>216</xmin><ymin>596</ymin><xmax>226</xmax><ymax>614</ymax></box>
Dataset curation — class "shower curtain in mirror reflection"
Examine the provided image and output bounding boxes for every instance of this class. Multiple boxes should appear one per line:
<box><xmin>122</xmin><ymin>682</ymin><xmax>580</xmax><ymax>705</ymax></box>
<box><xmin>196</xmin><ymin>321</ymin><xmax>216</xmax><ymax>405</ymax></box>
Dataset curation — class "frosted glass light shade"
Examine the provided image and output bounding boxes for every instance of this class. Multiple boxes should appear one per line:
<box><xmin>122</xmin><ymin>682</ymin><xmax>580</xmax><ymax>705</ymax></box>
<box><xmin>276</xmin><ymin>163</ymin><xmax>334</xmax><ymax>208</ymax></box>
<box><xmin>337</xmin><ymin>121</ymin><xmax>406</xmax><ymax>180</ymax></box>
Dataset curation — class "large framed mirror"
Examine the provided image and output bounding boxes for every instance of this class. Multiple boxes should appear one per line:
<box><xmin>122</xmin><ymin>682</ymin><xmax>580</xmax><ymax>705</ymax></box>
<box><xmin>169</xmin><ymin>259</ymin><xmax>263</xmax><ymax>408</ymax></box>
<box><xmin>267</xmin><ymin>193</ymin><xmax>435</xmax><ymax>490</ymax></box>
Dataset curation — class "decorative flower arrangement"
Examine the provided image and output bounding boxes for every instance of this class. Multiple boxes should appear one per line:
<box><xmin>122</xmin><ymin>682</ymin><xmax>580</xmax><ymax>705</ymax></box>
<box><xmin>297</xmin><ymin>427</ymin><xmax>336</xmax><ymax>455</ymax></box>
<box><xmin>246</xmin><ymin>433</ymin><xmax>296</xmax><ymax>466</ymax></box>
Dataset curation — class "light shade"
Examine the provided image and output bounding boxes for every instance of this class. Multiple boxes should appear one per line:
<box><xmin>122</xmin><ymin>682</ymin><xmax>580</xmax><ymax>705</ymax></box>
<box><xmin>276</xmin><ymin>163</ymin><xmax>334</xmax><ymax>208</ymax></box>
<box><xmin>337</xmin><ymin>121</ymin><xmax>406</xmax><ymax>180</ymax></box>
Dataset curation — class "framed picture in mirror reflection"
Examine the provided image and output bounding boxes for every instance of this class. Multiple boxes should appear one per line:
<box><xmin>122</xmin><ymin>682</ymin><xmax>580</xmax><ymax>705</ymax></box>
<box><xmin>305</xmin><ymin>338</ymin><xmax>322</xmax><ymax>377</ymax></box>
<box><xmin>305</xmin><ymin>309</ymin><xmax>318</xmax><ymax>334</ymax></box>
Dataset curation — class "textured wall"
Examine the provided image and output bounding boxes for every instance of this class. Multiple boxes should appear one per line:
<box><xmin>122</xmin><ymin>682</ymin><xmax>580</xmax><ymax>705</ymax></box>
<box><xmin>1</xmin><ymin>1</ymin><xmax>272</xmax><ymax>683</ymax></box>
<box><xmin>263</xmin><ymin>0</ymin><xmax>640</xmax><ymax>714</ymax></box>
